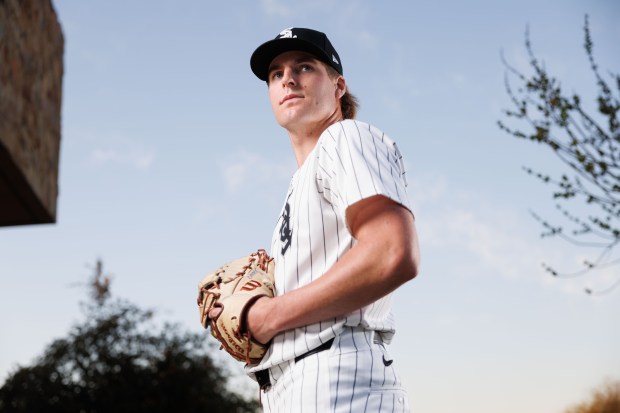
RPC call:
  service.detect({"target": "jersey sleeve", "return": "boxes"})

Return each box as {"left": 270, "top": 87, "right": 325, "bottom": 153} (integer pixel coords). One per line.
{"left": 316, "top": 120, "right": 411, "bottom": 223}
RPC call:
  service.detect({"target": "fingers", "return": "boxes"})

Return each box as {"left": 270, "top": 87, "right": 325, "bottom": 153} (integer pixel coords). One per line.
{"left": 209, "top": 307, "right": 222, "bottom": 319}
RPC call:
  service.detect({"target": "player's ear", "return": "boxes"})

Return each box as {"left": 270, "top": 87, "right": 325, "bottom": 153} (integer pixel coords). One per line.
{"left": 335, "top": 76, "right": 346, "bottom": 99}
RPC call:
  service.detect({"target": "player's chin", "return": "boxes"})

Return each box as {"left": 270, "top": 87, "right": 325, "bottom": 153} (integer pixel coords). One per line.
{"left": 275, "top": 110, "right": 305, "bottom": 129}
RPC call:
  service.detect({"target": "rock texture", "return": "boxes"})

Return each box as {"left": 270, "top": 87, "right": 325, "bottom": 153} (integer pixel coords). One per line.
{"left": 0, "top": 0, "right": 63, "bottom": 226}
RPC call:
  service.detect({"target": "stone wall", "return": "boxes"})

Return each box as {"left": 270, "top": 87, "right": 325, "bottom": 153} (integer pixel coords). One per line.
{"left": 0, "top": 0, "right": 63, "bottom": 226}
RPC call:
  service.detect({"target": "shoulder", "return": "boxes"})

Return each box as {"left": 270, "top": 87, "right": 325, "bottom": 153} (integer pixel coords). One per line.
{"left": 319, "top": 120, "right": 398, "bottom": 154}
{"left": 320, "top": 119, "right": 389, "bottom": 146}
{"left": 323, "top": 119, "right": 373, "bottom": 137}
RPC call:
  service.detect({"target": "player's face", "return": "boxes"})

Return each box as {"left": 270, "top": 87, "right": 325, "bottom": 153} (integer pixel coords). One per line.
{"left": 267, "top": 51, "right": 345, "bottom": 134}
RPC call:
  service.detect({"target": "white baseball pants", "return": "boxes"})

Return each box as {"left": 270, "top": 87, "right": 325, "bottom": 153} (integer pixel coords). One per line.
{"left": 260, "top": 327, "right": 411, "bottom": 413}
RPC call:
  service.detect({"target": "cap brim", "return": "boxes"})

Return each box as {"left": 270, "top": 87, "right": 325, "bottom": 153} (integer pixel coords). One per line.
{"left": 250, "top": 38, "right": 333, "bottom": 81}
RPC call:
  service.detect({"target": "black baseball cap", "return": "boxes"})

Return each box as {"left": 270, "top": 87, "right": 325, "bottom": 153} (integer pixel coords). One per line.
{"left": 250, "top": 27, "right": 343, "bottom": 81}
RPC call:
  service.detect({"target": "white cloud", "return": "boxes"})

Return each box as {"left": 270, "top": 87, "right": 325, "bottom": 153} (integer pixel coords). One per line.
{"left": 420, "top": 204, "right": 537, "bottom": 279}
{"left": 358, "top": 30, "right": 379, "bottom": 50}
{"left": 259, "top": 0, "right": 362, "bottom": 22}
{"left": 259, "top": 0, "right": 293, "bottom": 18}
{"left": 90, "top": 144, "right": 155, "bottom": 171}
{"left": 410, "top": 172, "right": 615, "bottom": 294}
{"left": 451, "top": 72, "right": 467, "bottom": 88}
{"left": 219, "top": 151, "right": 295, "bottom": 194}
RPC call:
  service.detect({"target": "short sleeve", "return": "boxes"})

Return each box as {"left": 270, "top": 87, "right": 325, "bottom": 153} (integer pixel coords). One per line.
{"left": 316, "top": 120, "right": 411, "bottom": 218}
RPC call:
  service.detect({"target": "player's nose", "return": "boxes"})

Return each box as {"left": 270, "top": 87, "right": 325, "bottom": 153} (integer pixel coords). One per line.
{"left": 281, "top": 67, "right": 296, "bottom": 87}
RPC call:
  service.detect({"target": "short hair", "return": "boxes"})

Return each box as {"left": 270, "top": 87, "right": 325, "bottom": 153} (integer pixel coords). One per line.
{"left": 325, "top": 65, "right": 359, "bottom": 120}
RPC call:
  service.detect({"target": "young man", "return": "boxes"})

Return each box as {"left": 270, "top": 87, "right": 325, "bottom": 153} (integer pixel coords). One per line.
{"left": 246, "top": 28, "right": 420, "bottom": 412}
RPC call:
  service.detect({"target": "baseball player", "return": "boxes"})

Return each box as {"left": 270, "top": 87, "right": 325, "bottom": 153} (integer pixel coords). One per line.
{"left": 243, "top": 28, "right": 420, "bottom": 412}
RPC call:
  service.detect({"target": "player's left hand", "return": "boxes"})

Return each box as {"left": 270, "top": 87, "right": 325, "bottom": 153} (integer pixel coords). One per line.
{"left": 208, "top": 295, "right": 275, "bottom": 344}
{"left": 197, "top": 250, "right": 276, "bottom": 365}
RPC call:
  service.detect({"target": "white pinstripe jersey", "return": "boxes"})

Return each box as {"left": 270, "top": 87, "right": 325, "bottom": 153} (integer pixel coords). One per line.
{"left": 248, "top": 119, "right": 412, "bottom": 374}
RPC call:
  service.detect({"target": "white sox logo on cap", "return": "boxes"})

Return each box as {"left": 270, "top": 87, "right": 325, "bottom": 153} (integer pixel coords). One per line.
{"left": 250, "top": 27, "right": 343, "bottom": 81}
{"left": 278, "top": 28, "right": 297, "bottom": 39}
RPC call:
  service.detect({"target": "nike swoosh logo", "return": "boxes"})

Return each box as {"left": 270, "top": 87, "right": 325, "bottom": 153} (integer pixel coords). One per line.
{"left": 382, "top": 355, "right": 393, "bottom": 366}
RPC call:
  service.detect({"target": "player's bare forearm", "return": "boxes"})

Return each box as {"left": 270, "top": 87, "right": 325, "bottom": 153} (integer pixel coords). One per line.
{"left": 248, "top": 195, "right": 420, "bottom": 344}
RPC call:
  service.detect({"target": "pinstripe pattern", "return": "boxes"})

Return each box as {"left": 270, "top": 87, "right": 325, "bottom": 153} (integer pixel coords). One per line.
{"left": 260, "top": 328, "right": 410, "bottom": 412}
{"left": 247, "top": 120, "right": 412, "bottom": 411}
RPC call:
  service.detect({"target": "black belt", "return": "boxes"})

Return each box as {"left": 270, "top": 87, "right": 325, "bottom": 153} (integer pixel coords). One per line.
{"left": 256, "top": 338, "right": 335, "bottom": 392}
{"left": 294, "top": 338, "right": 334, "bottom": 363}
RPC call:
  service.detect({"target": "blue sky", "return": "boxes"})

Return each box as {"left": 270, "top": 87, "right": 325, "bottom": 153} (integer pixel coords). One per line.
{"left": 1, "top": 1, "right": 619, "bottom": 412}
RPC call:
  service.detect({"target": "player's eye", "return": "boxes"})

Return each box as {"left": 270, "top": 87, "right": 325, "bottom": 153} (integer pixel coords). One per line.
{"left": 300, "top": 64, "right": 313, "bottom": 72}
{"left": 270, "top": 71, "right": 283, "bottom": 80}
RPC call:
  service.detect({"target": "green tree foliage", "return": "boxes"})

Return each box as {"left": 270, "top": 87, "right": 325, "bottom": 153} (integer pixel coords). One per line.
{"left": 564, "top": 379, "right": 620, "bottom": 413}
{"left": 498, "top": 16, "right": 620, "bottom": 293}
{"left": 0, "top": 261, "right": 259, "bottom": 413}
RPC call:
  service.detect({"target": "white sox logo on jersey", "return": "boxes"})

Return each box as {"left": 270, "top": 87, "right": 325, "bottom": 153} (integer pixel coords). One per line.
{"left": 279, "top": 193, "right": 293, "bottom": 255}
{"left": 278, "top": 28, "right": 297, "bottom": 39}
{"left": 279, "top": 202, "right": 292, "bottom": 255}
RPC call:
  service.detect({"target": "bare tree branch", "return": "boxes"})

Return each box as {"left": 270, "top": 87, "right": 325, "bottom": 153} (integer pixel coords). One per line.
{"left": 500, "top": 15, "right": 620, "bottom": 293}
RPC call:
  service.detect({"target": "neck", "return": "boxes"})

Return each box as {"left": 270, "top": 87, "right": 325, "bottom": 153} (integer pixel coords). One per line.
{"left": 287, "top": 111, "right": 343, "bottom": 167}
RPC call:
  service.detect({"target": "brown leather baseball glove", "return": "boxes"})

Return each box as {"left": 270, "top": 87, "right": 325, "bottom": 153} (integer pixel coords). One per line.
{"left": 197, "top": 249, "right": 275, "bottom": 365}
